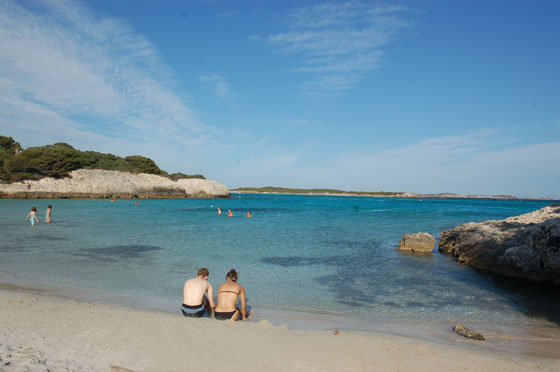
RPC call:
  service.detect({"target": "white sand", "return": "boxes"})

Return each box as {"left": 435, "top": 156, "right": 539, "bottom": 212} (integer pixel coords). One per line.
{"left": 0, "top": 289, "right": 558, "bottom": 372}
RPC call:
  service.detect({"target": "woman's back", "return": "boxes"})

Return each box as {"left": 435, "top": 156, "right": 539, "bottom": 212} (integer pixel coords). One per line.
{"left": 214, "top": 269, "right": 251, "bottom": 321}
{"left": 215, "top": 281, "right": 242, "bottom": 312}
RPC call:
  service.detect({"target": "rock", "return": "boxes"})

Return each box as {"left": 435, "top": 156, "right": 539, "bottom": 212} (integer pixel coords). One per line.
{"left": 176, "top": 178, "right": 229, "bottom": 198}
{"left": 439, "top": 204, "right": 560, "bottom": 285}
{"left": 398, "top": 232, "right": 436, "bottom": 253}
{"left": 0, "top": 169, "right": 230, "bottom": 199}
{"left": 453, "top": 325, "right": 485, "bottom": 341}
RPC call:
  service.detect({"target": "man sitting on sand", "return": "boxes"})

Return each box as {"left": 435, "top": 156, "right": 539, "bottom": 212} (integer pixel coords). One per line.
{"left": 181, "top": 268, "right": 215, "bottom": 318}
{"left": 214, "top": 269, "right": 253, "bottom": 321}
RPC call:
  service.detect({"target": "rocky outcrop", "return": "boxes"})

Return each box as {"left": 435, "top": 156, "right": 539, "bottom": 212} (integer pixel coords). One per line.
{"left": 0, "top": 169, "right": 230, "bottom": 199}
{"left": 439, "top": 204, "right": 560, "bottom": 285}
{"left": 398, "top": 232, "right": 435, "bottom": 253}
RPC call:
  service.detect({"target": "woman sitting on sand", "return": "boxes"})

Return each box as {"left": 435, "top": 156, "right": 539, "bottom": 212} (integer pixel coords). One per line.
{"left": 214, "top": 269, "right": 252, "bottom": 321}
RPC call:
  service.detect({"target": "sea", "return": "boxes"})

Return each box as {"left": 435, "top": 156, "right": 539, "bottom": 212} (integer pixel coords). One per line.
{"left": 1, "top": 194, "right": 559, "bottom": 353}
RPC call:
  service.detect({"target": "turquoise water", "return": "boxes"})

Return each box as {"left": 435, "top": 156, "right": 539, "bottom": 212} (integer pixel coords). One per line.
{"left": 1, "top": 194, "right": 559, "bottom": 330}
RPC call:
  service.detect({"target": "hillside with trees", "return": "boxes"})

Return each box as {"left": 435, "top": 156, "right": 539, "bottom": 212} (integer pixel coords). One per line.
{"left": 0, "top": 136, "right": 204, "bottom": 183}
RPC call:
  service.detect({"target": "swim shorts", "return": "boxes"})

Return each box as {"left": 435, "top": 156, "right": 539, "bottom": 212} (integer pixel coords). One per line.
{"left": 181, "top": 303, "right": 205, "bottom": 318}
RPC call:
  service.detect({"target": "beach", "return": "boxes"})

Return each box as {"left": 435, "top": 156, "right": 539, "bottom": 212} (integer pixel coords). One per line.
{"left": 2, "top": 196, "right": 560, "bottom": 371}
{"left": 2, "top": 0, "right": 559, "bottom": 369}
{"left": 2, "top": 288, "right": 559, "bottom": 372}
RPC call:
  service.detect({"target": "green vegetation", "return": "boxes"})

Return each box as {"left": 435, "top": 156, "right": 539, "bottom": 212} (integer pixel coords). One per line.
{"left": 168, "top": 172, "right": 205, "bottom": 181}
{"left": 232, "top": 186, "right": 403, "bottom": 197}
{"left": 0, "top": 136, "right": 22, "bottom": 173}
{"left": 0, "top": 135, "right": 204, "bottom": 183}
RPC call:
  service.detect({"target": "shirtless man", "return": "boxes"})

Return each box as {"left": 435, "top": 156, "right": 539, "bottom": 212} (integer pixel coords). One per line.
{"left": 214, "top": 269, "right": 252, "bottom": 321}
{"left": 181, "top": 268, "right": 215, "bottom": 318}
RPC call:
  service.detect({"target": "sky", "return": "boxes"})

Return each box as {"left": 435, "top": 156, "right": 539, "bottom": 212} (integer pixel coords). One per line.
{"left": 1, "top": 0, "right": 559, "bottom": 198}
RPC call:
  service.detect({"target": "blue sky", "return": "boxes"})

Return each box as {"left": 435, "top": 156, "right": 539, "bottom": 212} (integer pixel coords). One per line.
{"left": 1, "top": 0, "right": 559, "bottom": 197}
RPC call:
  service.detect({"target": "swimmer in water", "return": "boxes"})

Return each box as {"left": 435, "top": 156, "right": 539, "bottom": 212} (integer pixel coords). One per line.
{"left": 45, "top": 204, "right": 52, "bottom": 223}
{"left": 26, "top": 207, "right": 39, "bottom": 225}
{"left": 227, "top": 209, "right": 233, "bottom": 217}
{"left": 217, "top": 207, "right": 222, "bottom": 215}
{"left": 246, "top": 211, "right": 252, "bottom": 218}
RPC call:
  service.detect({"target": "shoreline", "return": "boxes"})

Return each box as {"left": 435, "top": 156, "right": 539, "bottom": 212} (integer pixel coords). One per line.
{"left": 1, "top": 287, "right": 559, "bottom": 372}
{"left": 231, "top": 190, "right": 559, "bottom": 202}
{"left": 2, "top": 277, "right": 559, "bottom": 360}
{"left": 0, "top": 191, "right": 229, "bottom": 199}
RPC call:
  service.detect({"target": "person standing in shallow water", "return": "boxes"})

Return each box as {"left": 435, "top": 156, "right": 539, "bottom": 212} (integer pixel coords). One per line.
{"left": 214, "top": 269, "right": 253, "bottom": 321}
{"left": 45, "top": 205, "right": 52, "bottom": 223}
{"left": 181, "top": 268, "right": 216, "bottom": 318}
{"left": 227, "top": 209, "right": 233, "bottom": 217}
{"left": 26, "top": 207, "right": 39, "bottom": 225}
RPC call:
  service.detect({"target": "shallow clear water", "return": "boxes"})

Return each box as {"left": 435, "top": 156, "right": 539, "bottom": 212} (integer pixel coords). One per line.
{"left": 1, "top": 195, "right": 559, "bottom": 330}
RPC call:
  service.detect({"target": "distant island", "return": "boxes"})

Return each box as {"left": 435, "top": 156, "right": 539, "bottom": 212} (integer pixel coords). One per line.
{"left": 0, "top": 136, "right": 229, "bottom": 199}
{"left": 233, "top": 187, "right": 403, "bottom": 197}
{"left": 232, "top": 187, "right": 557, "bottom": 201}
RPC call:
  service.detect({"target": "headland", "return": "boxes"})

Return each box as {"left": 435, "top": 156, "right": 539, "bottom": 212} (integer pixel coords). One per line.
{"left": 0, "top": 169, "right": 230, "bottom": 199}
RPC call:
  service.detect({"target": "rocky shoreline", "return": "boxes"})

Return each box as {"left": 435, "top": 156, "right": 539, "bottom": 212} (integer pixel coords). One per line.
{"left": 0, "top": 169, "right": 230, "bottom": 199}
{"left": 439, "top": 203, "right": 560, "bottom": 286}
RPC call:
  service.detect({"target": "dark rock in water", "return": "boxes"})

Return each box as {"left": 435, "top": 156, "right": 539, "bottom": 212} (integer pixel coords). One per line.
{"left": 453, "top": 325, "right": 485, "bottom": 341}
{"left": 398, "top": 232, "right": 435, "bottom": 253}
{"left": 439, "top": 204, "right": 560, "bottom": 286}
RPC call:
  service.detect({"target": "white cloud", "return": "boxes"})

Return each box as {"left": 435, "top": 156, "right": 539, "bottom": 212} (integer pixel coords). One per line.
{"left": 216, "top": 11, "right": 240, "bottom": 20}
{"left": 198, "top": 74, "right": 234, "bottom": 101}
{"left": 266, "top": 2, "right": 412, "bottom": 93}
{"left": 219, "top": 128, "right": 560, "bottom": 198}
{"left": 328, "top": 131, "right": 560, "bottom": 197}
{"left": 279, "top": 118, "right": 323, "bottom": 129}
{"left": 0, "top": 0, "right": 212, "bottom": 159}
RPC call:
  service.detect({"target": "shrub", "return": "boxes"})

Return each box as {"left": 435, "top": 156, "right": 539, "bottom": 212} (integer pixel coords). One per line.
{"left": 125, "top": 156, "right": 166, "bottom": 175}
{"left": 168, "top": 172, "right": 206, "bottom": 180}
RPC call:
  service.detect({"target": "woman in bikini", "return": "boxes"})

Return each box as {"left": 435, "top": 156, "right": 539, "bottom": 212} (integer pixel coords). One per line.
{"left": 214, "top": 269, "right": 252, "bottom": 321}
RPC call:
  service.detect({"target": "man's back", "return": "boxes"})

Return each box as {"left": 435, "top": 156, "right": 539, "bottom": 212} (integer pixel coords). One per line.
{"left": 183, "top": 277, "right": 210, "bottom": 306}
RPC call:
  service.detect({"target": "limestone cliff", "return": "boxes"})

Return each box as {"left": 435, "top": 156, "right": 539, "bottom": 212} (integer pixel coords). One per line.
{"left": 439, "top": 204, "right": 560, "bottom": 285}
{"left": 0, "top": 169, "right": 230, "bottom": 199}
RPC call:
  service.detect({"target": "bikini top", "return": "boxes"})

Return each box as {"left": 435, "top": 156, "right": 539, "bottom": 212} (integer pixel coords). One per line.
{"left": 218, "top": 290, "right": 239, "bottom": 295}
